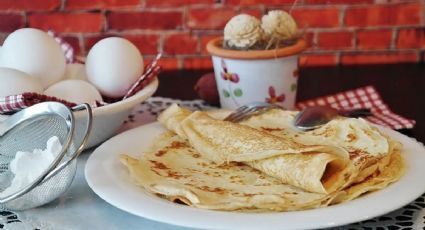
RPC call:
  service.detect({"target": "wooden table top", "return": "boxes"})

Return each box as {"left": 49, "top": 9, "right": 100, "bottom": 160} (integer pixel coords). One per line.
{"left": 154, "top": 64, "right": 425, "bottom": 143}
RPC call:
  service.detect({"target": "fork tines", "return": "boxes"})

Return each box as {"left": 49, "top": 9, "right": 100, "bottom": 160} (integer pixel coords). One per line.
{"left": 224, "top": 102, "right": 282, "bottom": 123}
{"left": 224, "top": 106, "right": 256, "bottom": 122}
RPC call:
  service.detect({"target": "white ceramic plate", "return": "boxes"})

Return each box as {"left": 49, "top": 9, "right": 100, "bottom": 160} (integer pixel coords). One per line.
{"left": 85, "top": 122, "right": 425, "bottom": 230}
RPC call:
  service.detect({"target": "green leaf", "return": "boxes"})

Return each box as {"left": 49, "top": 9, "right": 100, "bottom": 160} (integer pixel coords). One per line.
{"left": 291, "top": 83, "right": 297, "bottom": 92}
{"left": 233, "top": 88, "right": 243, "bottom": 97}
{"left": 223, "top": 89, "right": 230, "bottom": 98}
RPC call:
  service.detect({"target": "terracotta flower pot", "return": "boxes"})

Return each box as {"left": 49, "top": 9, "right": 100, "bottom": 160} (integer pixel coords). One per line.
{"left": 206, "top": 37, "right": 306, "bottom": 109}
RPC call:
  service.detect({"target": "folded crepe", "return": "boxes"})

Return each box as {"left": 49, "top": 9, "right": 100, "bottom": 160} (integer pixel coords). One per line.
{"left": 120, "top": 132, "right": 338, "bottom": 211}
{"left": 332, "top": 148, "right": 405, "bottom": 203}
{"left": 120, "top": 130, "right": 404, "bottom": 211}
{"left": 157, "top": 104, "right": 355, "bottom": 194}
{"left": 237, "top": 109, "right": 398, "bottom": 183}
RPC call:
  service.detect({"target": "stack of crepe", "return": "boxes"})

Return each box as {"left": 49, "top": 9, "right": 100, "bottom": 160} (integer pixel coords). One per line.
{"left": 121, "top": 104, "right": 404, "bottom": 211}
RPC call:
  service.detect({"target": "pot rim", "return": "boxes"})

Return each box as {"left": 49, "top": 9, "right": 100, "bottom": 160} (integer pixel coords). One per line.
{"left": 206, "top": 37, "right": 307, "bottom": 60}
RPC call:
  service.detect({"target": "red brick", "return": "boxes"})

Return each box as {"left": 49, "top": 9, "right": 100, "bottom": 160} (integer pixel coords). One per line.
{"left": 345, "top": 3, "right": 422, "bottom": 27}
{"left": 0, "top": 0, "right": 60, "bottom": 11}
{"left": 292, "top": 8, "right": 340, "bottom": 28}
{"left": 396, "top": 28, "right": 425, "bottom": 49}
{"left": 304, "top": 32, "right": 315, "bottom": 49}
{"left": 108, "top": 11, "right": 183, "bottom": 30}
{"left": 146, "top": 0, "right": 215, "bottom": 7}
{"left": 341, "top": 52, "right": 417, "bottom": 65}
{"left": 318, "top": 31, "right": 353, "bottom": 49}
{"left": 164, "top": 33, "right": 198, "bottom": 55}
{"left": 66, "top": 0, "right": 140, "bottom": 9}
{"left": 299, "top": 54, "right": 338, "bottom": 67}
{"left": 240, "top": 8, "right": 263, "bottom": 18}
{"left": 183, "top": 57, "right": 213, "bottom": 70}
{"left": 226, "top": 0, "right": 296, "bottom": 6}
{"left": 304, "top": 0, "right": 372, "bottom": 4}
{"left": 187, "top": 8, "right": 237, "bottom": 30}
{"left": 149, "top": 57, "right": 180, "bottom": 70}
{"left": 0, "top": 14, "right": 24, "bottom": 32}
{"left": 201, "top": 35, "right": 221, "bottom": 54}
{"left": 124, "top": 35, "right": 159, "bottom": 55}
{"left": 84, "top": 34, "right": 159, "bottom": 55}
{"left": 357, "top": 30, "right": 392, "bottom": 49}
{"left": 29, "top": 13, "right": 104, "bottom": 33}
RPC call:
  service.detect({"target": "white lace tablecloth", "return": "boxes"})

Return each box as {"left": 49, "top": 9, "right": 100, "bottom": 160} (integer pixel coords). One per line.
{"left": 1, "top": 97, "right": 424, "bottom": 230}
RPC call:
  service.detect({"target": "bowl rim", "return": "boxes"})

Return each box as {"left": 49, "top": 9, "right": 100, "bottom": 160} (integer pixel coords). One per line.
{"left": 206, "top": 37, "right": 307, "bottom": 60}
{"left": 90, "top": 78, "right": 159, "bottom": 115}
{"left": 0, "top": 78, "right": 159, "bottom": 120}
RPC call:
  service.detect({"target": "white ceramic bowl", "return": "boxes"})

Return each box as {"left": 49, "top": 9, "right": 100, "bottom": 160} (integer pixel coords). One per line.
{"left": 75, "top": 78, "right": 158, "bottom": 149}
{"left": 0, "top": 78, "right": 158, "bottom": 150}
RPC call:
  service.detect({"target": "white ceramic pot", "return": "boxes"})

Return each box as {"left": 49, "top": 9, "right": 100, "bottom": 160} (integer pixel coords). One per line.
{"left": 207, "top": 38, "right": 306, "bottom": 109}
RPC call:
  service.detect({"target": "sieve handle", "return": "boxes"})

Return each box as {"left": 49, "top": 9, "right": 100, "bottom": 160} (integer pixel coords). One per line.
{"left": 70, "top": 103, "right": 93, "bottom": 158}
{"left": 43, "top": 103, "right": 93, "bottom": 181}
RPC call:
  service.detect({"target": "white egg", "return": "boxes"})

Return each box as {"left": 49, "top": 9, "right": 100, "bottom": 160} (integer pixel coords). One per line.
{"left": 0, "top": 67, "right": 43, "bottom": 97}
{"left": 86, "top": 37, "right": 143, "bottom": 98}
{"left": 63, "top": 63, "right": 88, "bottom": 81}
{"left": 0, "top": 28, "right": 66, "bottom": 89}
{"left": 44, "top": 79, "right": 103, "bottom": 105}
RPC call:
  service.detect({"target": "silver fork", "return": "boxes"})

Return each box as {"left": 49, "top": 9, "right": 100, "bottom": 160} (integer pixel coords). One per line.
{"left": 224, "top": 102, "right": 372, "bottom": 128}
{"left": 224, "top": 102, "right": 282, "bottom": 123}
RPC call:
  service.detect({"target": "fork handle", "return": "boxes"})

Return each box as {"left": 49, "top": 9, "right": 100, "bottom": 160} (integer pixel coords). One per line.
{"left": 338, "top": 108, "right": 372, "bottom": 117}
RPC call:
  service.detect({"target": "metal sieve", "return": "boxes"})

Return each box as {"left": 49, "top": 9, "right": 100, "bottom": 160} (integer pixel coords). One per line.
{"left": 0, "top": 102, "right": 92, "bottom": 211}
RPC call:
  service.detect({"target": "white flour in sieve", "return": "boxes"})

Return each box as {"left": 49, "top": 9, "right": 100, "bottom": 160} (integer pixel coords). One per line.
{"left": 0, "top": 136, "right": 62, "bottom": 197}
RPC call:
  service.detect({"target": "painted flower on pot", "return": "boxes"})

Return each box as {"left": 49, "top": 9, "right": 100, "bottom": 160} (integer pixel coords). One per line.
{"left": 220, "top": 59, "right": 239, "bottom": 83}
{"left": 288, "top": 68, "right": 298, "bottom": 92}
{"left": 220, "top": 59, "right": 243, "bottom": 108}
{"left": 292, "top": 69, "right": 299, "bottom": 78}
{"left": 266, "top": 86, "right": 285, "bottom": 104}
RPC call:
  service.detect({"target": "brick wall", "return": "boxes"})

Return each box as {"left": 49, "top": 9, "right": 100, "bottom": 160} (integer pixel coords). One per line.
{"left": 0, "top": 0, "right": 424, "bottom": 70}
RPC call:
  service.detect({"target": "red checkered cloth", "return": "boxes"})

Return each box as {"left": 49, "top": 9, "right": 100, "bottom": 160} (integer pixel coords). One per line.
{"left": 47, "top": 30, "right": 74, "bottom": 64}
{"left": 0, "top": 93, "right": 77, "bottom": 113}
{"left": 123, "top": 53, "right": 162, "bottom": 99}
{"left": 295, "top": 85, "right": 416, "bottom": 130}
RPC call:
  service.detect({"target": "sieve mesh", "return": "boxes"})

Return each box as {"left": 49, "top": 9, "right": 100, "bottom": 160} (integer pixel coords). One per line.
{"left": 1, "top": 159, "right": 77, "bottom": 210}
{"left": 0, "top": 102, "right": 92, "bottom": 211}
{"left": 0, "top": 115, "right": 69, "bottom": 190}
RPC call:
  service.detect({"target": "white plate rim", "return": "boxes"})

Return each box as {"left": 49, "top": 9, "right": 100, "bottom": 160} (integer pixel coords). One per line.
{"left": 85, "top": 122, "right": 425, "bottom": 230}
